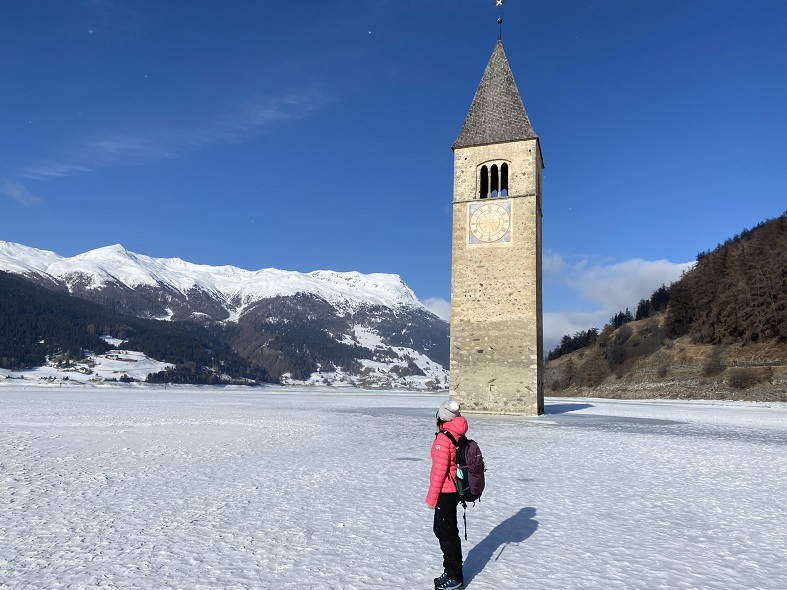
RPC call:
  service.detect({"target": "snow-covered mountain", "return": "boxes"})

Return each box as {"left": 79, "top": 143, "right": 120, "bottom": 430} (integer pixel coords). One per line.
{"left": 0, "top": 241, "right": 449, "bottom": 389}
{"left": 0, "top": 241, "right": 425, "bottom": 319}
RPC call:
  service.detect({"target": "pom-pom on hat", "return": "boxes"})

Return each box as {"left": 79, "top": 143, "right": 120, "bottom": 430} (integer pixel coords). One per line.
{"left": 436, "top": 400, "right": 461, "bottom": 422}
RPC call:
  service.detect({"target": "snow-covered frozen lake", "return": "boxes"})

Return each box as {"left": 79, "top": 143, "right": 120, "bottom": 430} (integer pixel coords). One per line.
{"left": 2, "top": 385, "right": 786, "bottom": 589}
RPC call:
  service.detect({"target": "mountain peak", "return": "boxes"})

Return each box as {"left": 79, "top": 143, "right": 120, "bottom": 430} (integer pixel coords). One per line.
{"left": 0, "top": 241, "right": 428, "bottom": 315}
{"left": 0, "top": 241, "right": 63, "bottom": 275}
{"left": 78, "top": 244, "right": 131, "bottom": 258}
{"left": 0, "top": 240, "right": 448, "bottom": 390}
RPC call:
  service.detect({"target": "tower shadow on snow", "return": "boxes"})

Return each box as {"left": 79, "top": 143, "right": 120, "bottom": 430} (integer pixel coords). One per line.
{"left": 463, "top": 507, "right": 538, "bottom": 587}
{"left": 546, "top": 402, "right": 593, "bottom": 414}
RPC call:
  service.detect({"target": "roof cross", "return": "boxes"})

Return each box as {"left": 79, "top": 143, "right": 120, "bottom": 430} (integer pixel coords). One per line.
{"left": 495, "top": 0, "right": 504, "bottom": 40}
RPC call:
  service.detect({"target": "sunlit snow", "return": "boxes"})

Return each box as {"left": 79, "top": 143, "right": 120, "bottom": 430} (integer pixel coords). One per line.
{"left": 1, "top": 385, "right": 785, "bottom": 589}
{"left": 2, "top": 348, "right": 173, "bottom": 385}
{"left": 0, "top": 241, "right": 429, "bottom": 319}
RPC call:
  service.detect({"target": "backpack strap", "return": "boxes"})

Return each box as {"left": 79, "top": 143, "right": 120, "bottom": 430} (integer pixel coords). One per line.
{"left": 440, "top": 430, "right": 467, "bottom": 541}
{"left": 438, "top": 430, "right": 459, "bottom": 484}
{"left": 439, "top": 430, "right": 469, "bottom": 539}
{"left": 439, "top": 429, "right": 458, "bottom": 446}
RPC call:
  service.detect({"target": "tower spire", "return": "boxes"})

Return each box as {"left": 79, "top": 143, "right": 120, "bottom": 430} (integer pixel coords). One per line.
{"left": 452, "top": 40, "right": 537, "bottom": 149}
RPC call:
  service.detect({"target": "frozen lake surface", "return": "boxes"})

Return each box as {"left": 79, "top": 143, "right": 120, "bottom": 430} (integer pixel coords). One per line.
{"left": 1, "top": 385, "right": 786, "bottom": 589}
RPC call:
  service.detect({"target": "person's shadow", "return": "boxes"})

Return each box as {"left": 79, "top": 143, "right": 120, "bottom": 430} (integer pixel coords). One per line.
{"left": 463, "top": 507, "right": 538, "bottom": 586}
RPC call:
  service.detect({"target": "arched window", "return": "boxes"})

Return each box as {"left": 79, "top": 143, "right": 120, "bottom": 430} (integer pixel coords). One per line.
{"left": 478, "top": 161, "right": 510, "bottom": 199}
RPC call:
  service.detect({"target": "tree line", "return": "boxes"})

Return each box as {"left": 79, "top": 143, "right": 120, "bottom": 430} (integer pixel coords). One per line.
{"left": 0, "top": 271, "right": 271, "bottom": 383}
{"left": 547, "top": 213, "right": 787, "bottom": 363}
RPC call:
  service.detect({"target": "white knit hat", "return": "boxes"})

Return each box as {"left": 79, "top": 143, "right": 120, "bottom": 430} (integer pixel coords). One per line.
{"left": 436, "top": 399, "right": 461, "bottom": 422}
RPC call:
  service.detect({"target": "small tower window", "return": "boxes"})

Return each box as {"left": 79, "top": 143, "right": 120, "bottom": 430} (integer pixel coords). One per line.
{"left": 479, "top": 166, "right": 489, "bottom": 199}
{"left": 478, "top": 161, "right": 510, "bottom": 199}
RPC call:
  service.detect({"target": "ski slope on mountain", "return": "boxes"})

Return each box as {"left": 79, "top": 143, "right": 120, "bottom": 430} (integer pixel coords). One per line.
{"left": 1, "top": 386, "right": 785, "bottom": 589}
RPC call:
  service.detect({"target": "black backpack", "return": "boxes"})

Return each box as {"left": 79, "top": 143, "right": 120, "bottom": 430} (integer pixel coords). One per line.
{"left": 439, "top": 430, "right": 486, "bottom": 539}
{"left": 439, "top": 430, "right": 486, "bottom": 504}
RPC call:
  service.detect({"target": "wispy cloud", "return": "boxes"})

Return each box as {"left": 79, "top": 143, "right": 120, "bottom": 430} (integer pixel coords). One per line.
{"left": 543, "top": 309, "right": 610, "bottom": 355}
{"left": 23, "top": 163, "right": 94, "bottom": 180}
{"left": 561, "top": 256, "right": 693, "bottom": 313}
{"left": 21, "top": 89, "right": 334, "bottom": 181}
{"left": 82, "top": 0, "right": 140, "bottom": 42}
{"left": 423, "top": 297, "right": 450, "bottom": 321}
{"left": 0, "top": 179, "right": 43, "bottom": 206}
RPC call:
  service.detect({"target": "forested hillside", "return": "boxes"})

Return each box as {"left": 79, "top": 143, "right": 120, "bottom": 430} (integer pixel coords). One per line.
{"left": 546, "top": 213, "right": 787, "bottom": 399}
{"left": 0, "top": 271, "right": 271, "bottom": 384}
{"left": 0, "top": 271, "right": 110, "bottom": 368}
{"left": 665, "top": 214, "right": 787, "bottom": 343}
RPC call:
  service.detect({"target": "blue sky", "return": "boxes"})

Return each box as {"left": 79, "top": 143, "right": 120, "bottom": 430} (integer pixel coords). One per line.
{"left": 2, "top": 1, "right": 786, "bottom": 351}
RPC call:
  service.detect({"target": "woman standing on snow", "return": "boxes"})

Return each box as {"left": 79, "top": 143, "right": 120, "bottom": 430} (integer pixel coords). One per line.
{"left": 426, "top": 400, "right": 467, "bottom": 590}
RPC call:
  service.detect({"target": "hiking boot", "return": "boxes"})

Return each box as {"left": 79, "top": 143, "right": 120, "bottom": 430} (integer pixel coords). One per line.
{"left": 434, "top": 571, "right": 449, "bottom": 586}
{"left": 435, "top": 578, "right": 464, "bottom": 590}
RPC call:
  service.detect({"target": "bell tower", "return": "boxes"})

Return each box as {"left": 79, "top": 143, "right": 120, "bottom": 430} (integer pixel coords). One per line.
{"left": 449, "top": 37, "right": 544, "bottom": 415}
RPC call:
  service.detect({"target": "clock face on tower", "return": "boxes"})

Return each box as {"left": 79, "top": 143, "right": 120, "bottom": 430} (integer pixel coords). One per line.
{"left": 468, "top": 201, "right": 512, "bottom": 245}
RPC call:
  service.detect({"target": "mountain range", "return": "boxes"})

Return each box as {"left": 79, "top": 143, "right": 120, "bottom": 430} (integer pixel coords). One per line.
{"left": 0, "top": 241, "right": 448, "bottom": 389}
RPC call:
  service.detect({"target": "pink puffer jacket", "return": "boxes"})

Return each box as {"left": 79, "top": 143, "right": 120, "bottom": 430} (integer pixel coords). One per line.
{"left": 425, "top": 415, "right": 469, "bottom": 507}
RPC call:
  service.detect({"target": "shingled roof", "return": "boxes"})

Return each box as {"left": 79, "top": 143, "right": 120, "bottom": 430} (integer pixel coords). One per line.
{"left": 453, "top": 40, "right": 537, "bottom": 150}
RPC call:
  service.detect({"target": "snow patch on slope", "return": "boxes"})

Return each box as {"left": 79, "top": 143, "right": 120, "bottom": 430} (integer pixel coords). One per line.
{"left": 287, "top": 326, "right": 448, "bottom": 390}
{"left": 2, "top": 348, "right": 173, "bottom": 384}
{"left": 0, "top": 241, "right": 63, "bottom": 277}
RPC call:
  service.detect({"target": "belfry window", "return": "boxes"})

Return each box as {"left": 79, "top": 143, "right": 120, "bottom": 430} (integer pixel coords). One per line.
{"left": 478, "top": 161, "right": 509, "bottom": 199}
{"left": 479, "top": 166, "right": 489, "bottom": 199}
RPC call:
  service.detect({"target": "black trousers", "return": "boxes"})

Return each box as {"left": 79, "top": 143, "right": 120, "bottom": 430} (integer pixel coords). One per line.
{"left": 433, "top": 492, "right": 463, "bottom": 580}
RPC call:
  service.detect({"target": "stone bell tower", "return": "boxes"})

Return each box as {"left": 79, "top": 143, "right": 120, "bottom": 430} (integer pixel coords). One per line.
{"left": 449, "top": 37, "right": 544, "bottom": 415}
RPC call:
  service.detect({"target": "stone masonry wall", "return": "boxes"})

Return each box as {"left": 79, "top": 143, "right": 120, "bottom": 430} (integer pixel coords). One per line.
{"left": 450, "top": 139, "right": 544, "bottom": 415}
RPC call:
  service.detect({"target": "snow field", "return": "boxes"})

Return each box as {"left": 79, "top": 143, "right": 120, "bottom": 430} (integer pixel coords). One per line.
{"left": 1, "top": 387, "right": 786, "bottom": 589}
